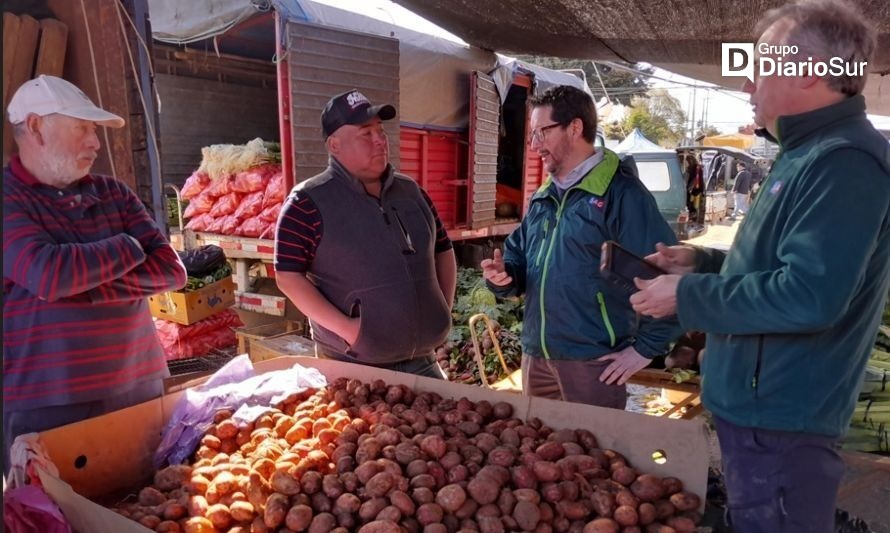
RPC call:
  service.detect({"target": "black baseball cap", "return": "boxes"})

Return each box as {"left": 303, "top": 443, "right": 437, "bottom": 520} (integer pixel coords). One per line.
{"left": 321, "top": 89, "right": 396, "bottom": 139}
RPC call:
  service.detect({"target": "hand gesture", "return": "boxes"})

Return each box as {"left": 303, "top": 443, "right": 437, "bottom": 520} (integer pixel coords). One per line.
{"left": 481, "top": 249, "right": 512, "bottom": 287}
{"left": 644, "top": 242, "right": 697, "bottom": 275}
{"left": 599, "top": 345, "right": 651, "bottom": 385}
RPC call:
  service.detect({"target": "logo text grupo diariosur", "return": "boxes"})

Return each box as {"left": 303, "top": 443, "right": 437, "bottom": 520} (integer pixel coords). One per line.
{"left": 722, "top": 43, "right": 868, "bottom": 82}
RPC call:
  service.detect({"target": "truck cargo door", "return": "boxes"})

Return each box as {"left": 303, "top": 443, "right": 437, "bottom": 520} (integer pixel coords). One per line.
{"left": 467, "top": 71, "right": 500, "bottom": 229}
{"left": 284, "top": 20, "right": 400, "bottom": 184}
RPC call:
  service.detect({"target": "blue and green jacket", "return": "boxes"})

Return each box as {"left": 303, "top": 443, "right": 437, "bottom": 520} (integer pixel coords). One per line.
{"left": 491, "top": 149, "right": 681, "bottom": 360}
{"left": 679, "top": 95, "right": 890, "bottom": 437}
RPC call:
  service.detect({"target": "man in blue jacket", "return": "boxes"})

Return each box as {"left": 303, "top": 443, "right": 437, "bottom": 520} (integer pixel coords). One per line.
{"left": 482, "top": 85, "right": 681, "bottom": 409}
{"left": 631, "top": 1, "right": 889, "bottom": 531}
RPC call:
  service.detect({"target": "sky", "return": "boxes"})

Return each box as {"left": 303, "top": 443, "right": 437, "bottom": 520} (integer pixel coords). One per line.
{"left": 315, "top": 0, "right": 889, "bottom": 135}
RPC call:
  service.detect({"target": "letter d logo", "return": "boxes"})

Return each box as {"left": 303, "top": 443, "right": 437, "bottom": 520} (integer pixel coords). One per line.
{"left": 722, "top": 43, "right": 754, "bottom": 83}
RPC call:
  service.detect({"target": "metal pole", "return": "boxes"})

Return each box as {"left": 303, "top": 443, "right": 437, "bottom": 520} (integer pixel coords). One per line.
{"left": 127, "top": 0, "right": 166, "bottom": 231}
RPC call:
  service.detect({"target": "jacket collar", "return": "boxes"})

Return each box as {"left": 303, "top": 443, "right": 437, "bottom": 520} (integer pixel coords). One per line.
{"left": 533, "top": 148, "right": 620, "bottom": 201}
{"left": 760, "top": 94, "right": 867, "bottom": 149}
{"left": 329, "top": 156, "right": 395, "bottom": 196}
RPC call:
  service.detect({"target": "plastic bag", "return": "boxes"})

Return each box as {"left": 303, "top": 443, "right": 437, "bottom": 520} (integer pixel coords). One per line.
{"left": 180, "top": 171, "right": 210, "bottom": 200}
{"left": 3, "top": 486, "right": 72, "bottom": 533}
{"left": 231, "top": 164, "right": 277, "bottom": 193}
{"left": 205, "top": 216, "right": 225, "bottom": 234}
{"left": 263, "top": 172, "right": 285, "bottom": 208}
{"left": 153, "top": 356, "right": 327, "bottom": 468}
{"left": 234, "top": 190, "right": 264, "bottom": 219}
{"left": 259, "top": 201, "right": 282, "bottom": 222}
{"left": 184, "top": 213, "right": 213, "bottom": 232}
{"left": 178, "top": 245, "right": 226, "bottom": 278}
{"left": 219, "top": 214, "right": 240, "bottom": 235}
{"left": 209, "top": 192, "right": 242, "bottom": 218}
{"left": 237, "top": 216, "right": 267, "bottom": 238}
{"left": 183, "top": 191, "right": 214, "bottom": 218}
{"left": 207, "top": 175, "right": 234, "bottom": 198}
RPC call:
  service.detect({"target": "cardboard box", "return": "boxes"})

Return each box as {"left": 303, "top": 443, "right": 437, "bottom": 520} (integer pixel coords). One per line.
{"left": 37, "top": 356, "right": 710, "bottom": 532}
{"left": 249, "top": 333, "right": 316, "bottom": 362}
{"left": 148, "top": 277, "right": 235, "bottom": 325}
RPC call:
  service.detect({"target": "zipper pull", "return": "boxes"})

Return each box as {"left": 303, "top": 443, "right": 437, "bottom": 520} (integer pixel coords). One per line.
{"left": 751, "top": 376, "right": 758, "bottom": 389}
{"left": 379, "top": 205, "right": 390, "bottom": 225}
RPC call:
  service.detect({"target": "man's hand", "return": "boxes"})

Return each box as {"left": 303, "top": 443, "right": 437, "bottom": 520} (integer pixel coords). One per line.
{"left": 644, "top": 242, "right": 697, "bottom": 275}
{"left": 630, "top": 275, "right": 681, "bottom": 318}
{"left": 481, "top": 248, "right": 512, "bottom": 287}
{"left": 599, "top": 345, "right": 651, "bottom": 385}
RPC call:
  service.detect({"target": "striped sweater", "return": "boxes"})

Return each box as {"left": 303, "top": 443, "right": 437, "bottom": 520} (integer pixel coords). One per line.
{"left": 3, "top": 156, "right": 187, "bottom": 412}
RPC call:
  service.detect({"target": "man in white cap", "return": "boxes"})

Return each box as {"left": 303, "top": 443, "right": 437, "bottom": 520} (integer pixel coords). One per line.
{"left": 3, "top": 75, "right": 186, "bottom": 471}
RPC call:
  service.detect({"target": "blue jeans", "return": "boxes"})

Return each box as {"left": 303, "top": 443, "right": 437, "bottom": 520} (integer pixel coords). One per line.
{"left": 714, "top": 416, "right": 844, "bottom": 533}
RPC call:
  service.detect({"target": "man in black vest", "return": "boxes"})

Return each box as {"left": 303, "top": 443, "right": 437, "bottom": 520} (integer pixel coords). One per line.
{"left": 274, "top": 89, "right": 456, "bottom": 378}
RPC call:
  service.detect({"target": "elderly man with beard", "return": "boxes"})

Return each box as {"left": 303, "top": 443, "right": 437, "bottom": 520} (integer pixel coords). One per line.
{"left": 274, "top": 89, "right": 456, "bottom": 378}
{"left": 3, "top": 75, "right": 186, "bottom": 471}
{"left": 481, "top": 85, "right": 681, "bottom": 408}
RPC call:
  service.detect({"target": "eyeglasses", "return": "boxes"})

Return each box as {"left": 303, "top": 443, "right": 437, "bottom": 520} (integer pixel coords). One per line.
{"left": 527, "top": 122, "right": 562, "bottom": 145}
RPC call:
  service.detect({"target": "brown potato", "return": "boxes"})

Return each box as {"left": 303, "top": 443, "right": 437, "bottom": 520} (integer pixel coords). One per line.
{"left": 533, "top": 461, "right": 561, "bottom": 483}
{"left": 668, "top": 491, "right": 700, "bottom": 512}
{"left": 263, "top": 493, "right": 289, "bottom": 529}
{"left": 637, "top": 503, "right": 657, "bottom": 526}
{"left": 138, "top": 487, "right": 167, "bottom": 507}
{"left": 230, "top": 500, "right": 255, "bottom": 522}
{"left": 205, "top": 503, "right": 232, "bottom": 530}
{"left": 630, "top": 475, "right": 665, "bottom": 502}
{"left": 665, "top": 516, "right": 696, "bottom": 533}
{"left": 661, "top": 477, "right": 684, "bottom": 496}
{"left": 182, "top": 517, "right": 216, "bottom": 533}
{"left": 613, "top": 505, "right": 639, "bottom": 526}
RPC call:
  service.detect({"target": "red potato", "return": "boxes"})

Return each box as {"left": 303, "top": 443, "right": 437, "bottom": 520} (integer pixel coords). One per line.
{"left": 613, "top": 505, "right": 639, "bottom": 526}
{"left": 416, "top": 503, "right": 445, "bottom": 525}
{"left": 582, "top": 518, "right": 620, "bottom": 533}
{"left": 637, "top": 503, "right": 657, "bottom": 526}
{"left": 435, "top": 483, "right": 467, "bottom": 513}
{"left": 665, "top": 516, "right": 696, "bottom": 533}
{"left": 513, "top": 500, "right": 541, "bottom": 531}
{"left": 359, "top": 520, "right": 402, "bottom": 533}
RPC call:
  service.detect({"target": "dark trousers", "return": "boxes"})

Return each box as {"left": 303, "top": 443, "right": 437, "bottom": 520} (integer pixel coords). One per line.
{"left": 714, "top": 416, "right": 845, "bottom": 533}
{"left": 3, "top": 378, "right": 163, "bottom": 475}
{"left": 521, "top": 354, "right": 627, "bottom": 409}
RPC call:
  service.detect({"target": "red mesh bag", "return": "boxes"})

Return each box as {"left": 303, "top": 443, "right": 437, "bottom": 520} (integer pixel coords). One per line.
{"left": 180, "top": 171, "right": 210, "bottom": 200}
{"left": 184, "top": 213, "right": 213, "bottom": 232}
{"left": 234, "top": 190, "right": 264, "bottom": 219}
{"left": 232, "top": 164, "right": 277, "bottom": 193}
{"left": 262, "top": 172, "right": 285, "bottom": 208}
{"left": 209, "top": 192, "right": 242, "bottom": 218}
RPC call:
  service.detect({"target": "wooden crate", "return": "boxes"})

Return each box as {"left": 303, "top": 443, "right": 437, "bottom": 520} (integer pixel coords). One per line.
{"left": 249, "top": 334, "right": 316, "bottom": 363}
{"left": 234, "top": 321, "right": 302, "bottom": 355}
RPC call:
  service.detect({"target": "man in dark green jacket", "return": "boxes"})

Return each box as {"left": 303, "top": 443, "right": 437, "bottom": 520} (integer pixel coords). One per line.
{"left": 631, "top": 2, "right": 890, "bottom": 531}
{"left": 482, "top": 85, "right": 681, "bottom": 409}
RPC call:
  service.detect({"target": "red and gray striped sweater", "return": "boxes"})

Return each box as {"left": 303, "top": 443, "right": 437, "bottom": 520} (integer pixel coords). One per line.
{"left": 3, "top": 156, "right": 186, "bottom": 412}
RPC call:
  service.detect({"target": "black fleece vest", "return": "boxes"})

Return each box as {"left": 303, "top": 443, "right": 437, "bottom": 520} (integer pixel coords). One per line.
{"left": 298, "top": 158, "right": 451, "bottom": 364}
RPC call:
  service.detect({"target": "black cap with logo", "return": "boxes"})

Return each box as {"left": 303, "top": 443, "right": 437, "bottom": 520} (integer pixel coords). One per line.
{"left": 321, "top": 89, "right": 396, "bottom": 139}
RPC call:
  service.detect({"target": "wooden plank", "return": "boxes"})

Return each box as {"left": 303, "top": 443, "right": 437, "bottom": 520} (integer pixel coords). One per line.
{"left": 3, "top": 14, "right": 40, "bottom": 165}
{"left": 35, "top": 18, "right": 68, "bottom": 77}
{"left": 3, "top": 13, "right": 22, "bottom": 102}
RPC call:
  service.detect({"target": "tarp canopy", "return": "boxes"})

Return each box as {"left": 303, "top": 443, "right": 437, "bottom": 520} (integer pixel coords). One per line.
{"left": 148, "top": 0, "right": 595, "bottom": 130}
{"left": 390, "top": 0, "right": 890, "bottom": 116}
{"left": 615, "top": 128, "right": 673, "bottom": 153}
{"left": 702, "top": 133, "right": 755, "bottom": 150}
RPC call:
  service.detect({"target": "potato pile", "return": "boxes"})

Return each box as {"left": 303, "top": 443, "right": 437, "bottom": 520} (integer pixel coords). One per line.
{"left": 113, "top": 378, "right": 701, "bottom": 533}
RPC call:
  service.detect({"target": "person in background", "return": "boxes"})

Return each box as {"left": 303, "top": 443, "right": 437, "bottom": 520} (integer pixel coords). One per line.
{"left": 630, "top": 1, "right": 889, "bottom": 530}
{"left": 731, "top": 161, "right": 752, "bottom": 217}
{"left": 481, "top": 85, "right": 682, "bottom": 409}
{"left": 274, "top": 89, "right": 456, "bottom": 379}
{"left": 3, "top": 75, "right": 187, "bottom": 471}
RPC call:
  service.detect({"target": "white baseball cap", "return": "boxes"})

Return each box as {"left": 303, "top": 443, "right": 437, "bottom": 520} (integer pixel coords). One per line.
{"left": 7, "top": 75, "right": 125, "bottom": 128}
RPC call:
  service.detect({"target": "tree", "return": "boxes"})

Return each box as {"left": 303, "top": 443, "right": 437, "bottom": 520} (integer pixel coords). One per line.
{"left": 695, "top": 123, "right": 721, "bottom": 139}
{"left": 621, "top": 90, "right": 687, "bottom": 147}
{"left": 515, "top": 56, "right": 652, "bottom": 105}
